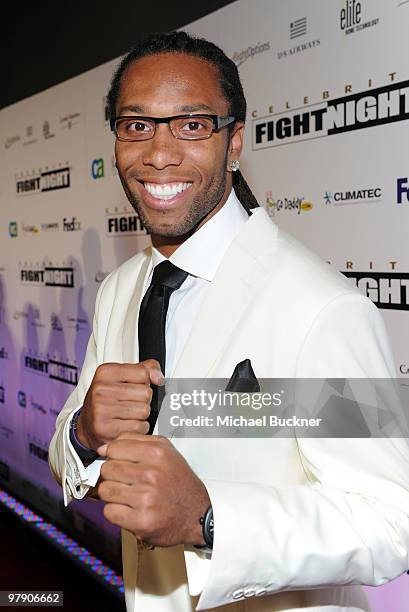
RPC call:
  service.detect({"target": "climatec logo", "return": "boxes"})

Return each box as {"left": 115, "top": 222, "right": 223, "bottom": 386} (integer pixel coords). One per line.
{"left": 106, "top": 207, "right": 147, "bottom": 237}
{"left": 20, "top": 262, "right": 75, "bottom": 287}
{"left": 253, "top": 79, "right": 409, "bottom": 149}
{"left": 15, "top": 164, "right": 71, "bottom": 195}
{"left": 324, "top": 187, "right": 382, "bottom": 205}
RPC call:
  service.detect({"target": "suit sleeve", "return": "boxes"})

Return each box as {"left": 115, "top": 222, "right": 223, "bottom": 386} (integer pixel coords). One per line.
{"left": 193, "top": 293, "right": 409, "bottom": 610}
{"left": 48, "top": 275, "right": 111, "bottom": 506}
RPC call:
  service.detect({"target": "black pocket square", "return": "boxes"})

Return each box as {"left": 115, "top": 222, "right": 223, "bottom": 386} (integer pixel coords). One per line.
{"left": 225, "top": 358, "right": 260, "bottom": 392}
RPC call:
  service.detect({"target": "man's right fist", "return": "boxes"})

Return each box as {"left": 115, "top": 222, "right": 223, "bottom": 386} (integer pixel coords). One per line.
{"left": 75, "top": 360, "right": 164, "bottom": 451}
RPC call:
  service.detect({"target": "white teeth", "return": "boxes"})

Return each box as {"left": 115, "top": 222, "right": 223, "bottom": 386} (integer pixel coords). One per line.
{"left": 143, "top": 182, "right": 192, "bottom": 199}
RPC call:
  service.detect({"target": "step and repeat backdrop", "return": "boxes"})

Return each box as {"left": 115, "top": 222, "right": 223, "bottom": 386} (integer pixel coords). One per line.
{"left": 0, "top": 0, "right": 408, "bottom": 604}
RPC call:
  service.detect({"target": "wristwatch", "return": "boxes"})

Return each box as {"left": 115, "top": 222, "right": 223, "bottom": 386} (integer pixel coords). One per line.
{"left": 194, "top": 505, "right": 214, "bottom": 550}
{"left": 69, "top": 409, "right": 99, "bottom": 462}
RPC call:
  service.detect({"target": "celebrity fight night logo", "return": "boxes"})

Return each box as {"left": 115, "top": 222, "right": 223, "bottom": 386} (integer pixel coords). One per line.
{"left": 23, "top": 350, "right": 78, "bottom": 386}
{"left": 15, "top": 163, "right": 70, "bottom": 196}
{"left": 253, "top": 75, "right": 409, "bottom": 149}
{"left": 106, "top": 207, "right": 147, "bottom": 236}
{"left": 19, "top": 261, "right": 75, "bottom": 288}
{"left": 342, "top": 261, "right": 409, "bottom": 311}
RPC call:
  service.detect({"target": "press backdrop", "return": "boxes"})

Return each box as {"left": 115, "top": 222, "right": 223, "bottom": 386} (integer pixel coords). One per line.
{"left": 0, "top": 0, "right": 407, "bottom": 606}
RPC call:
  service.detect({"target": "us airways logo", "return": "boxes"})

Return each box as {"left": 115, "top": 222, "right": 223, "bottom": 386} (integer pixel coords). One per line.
{"left": 106, "top": 206, "right": 147, "bottom": 236}
{"left": 23, "top": 350, "right": 78, "bottom": 385}
{"left": 15, "top": 164, "right": 70, "bottom": 195}
{"left": 253, "top": 79, "right": 409, "bottom": 149}
{"left": 19, "top": 261, "right": 75, "bottom": 287}
{"left": 341, "top": 261, "right": 408, "bottom": 310}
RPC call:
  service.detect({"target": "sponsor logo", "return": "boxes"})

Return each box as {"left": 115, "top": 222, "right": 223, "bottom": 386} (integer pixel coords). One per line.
{"left": 18, "top": 391, "right": 26, "bottom": 407}
{"left": 106, "top": 207, "right": 147, "bottom": 236}
{"left": 23, "top": 125, "right": 38, "bottom": 146}
{"left": 340, "top": 1, "right": 379, "bottom": 35}
{"left": 30, "top": 397, "right": 47, "bottom": 415}
{"left": 13, "top": 307, "right": 40, "bottom": 321}
{"left": 0, "top": 348, "right": 8, "bottom": 360}
{"left": 4, "top": 135, "right": 20, "bottom": 149}
{"left": 253, "top": 77, "right": 409, "bottom": 149}
{"left": 0, "top": 386, "right": 4, "bottom": 404}
{"left": 41, "top": 221, "right": 59, "bottom": 232}
{"left": 231, "top": 42, "right": 271, "bottom": 67}
{"left": 399, "top": 363, "right": 409, "bottom": 374}
{"left": 50, "top": 313, "right": 63, "bottom": 331}
{"left": 91, "top": 158, "right": 105, "bottom": 179}
{"left": 266, "top": 192, "right": 313, "bottom": 217}
{"left": 22, "top": 222, "right": 40, "bottom": 235}
{"left": 324, "top": 187, "right": 382, "bottom": 205}
{"left": 66, "top": 316, "right": 88, "bottom": 332}
{"left": 28, "top": 441, "right": 48, "bottom": 462}
{"left": 42, "top": 120, "right": 55, "bottom": 140}
{"left": 8, "top": 222, "right": 18, "bottom": 238}
{"left": 59, "top": 112, "right": 81, "bottom": 130}
{"left": 63, "top": 216, "right": 82, "bottom": 231}
{"left": 278, "top": 16, "right": 320, "bottom": 60}
{"left": 290, "top": 17, "right": 307, "bottom": 39}
{"left": 23, "top": 350, "right": 78, "bottom": 385}
{"left": 397, "top": 177, "right": 409, "bottom": 203}
{"left": 20, "top": 263, "right": 75, "bottom": 287}
{"left": 15, "top": 164, "right": 70, "bottom": 195}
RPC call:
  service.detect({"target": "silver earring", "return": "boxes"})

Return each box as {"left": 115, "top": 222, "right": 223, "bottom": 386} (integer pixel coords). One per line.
{"left": 230, "top": 159, "right": 240, "bottom": 172}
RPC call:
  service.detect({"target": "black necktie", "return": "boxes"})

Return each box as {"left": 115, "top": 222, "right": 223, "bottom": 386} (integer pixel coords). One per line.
{"left": 138, "top": 260, "right": 189, "bottom": 434}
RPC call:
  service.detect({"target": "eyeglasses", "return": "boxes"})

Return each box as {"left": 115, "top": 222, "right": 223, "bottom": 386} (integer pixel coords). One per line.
{"left": 110, "top": 114, "right": 236, "bottom": 141}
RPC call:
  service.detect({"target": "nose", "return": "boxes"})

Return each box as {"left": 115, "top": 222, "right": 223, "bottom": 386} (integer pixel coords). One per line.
{"left": 142, "top": 123, "right": 183, "bottom": 170}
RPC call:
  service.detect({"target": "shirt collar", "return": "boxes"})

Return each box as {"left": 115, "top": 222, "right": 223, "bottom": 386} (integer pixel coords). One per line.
{"left": 151, "top": 188, "right": 249, "bottom": 281}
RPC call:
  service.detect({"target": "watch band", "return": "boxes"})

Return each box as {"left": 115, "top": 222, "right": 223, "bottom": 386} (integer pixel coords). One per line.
{"left": 69, "top": 409, "right": 99, "bottom": 462}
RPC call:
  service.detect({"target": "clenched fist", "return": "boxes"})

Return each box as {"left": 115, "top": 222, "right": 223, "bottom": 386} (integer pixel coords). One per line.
{"left": 75, "top": 359, "right": 164, "bottom": 451}
{"left": 97, "top": 432, "right": 211, "bottom": 547}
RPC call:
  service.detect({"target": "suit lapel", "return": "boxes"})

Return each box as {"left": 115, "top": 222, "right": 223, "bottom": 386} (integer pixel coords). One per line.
{"left": 172, "top": 208, "right": 278, "bottom": 378}
{"left": 122, "top": 252, "right": 152, "bottom": 363}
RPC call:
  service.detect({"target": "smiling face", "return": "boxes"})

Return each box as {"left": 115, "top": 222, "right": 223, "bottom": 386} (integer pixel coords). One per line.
{"left": 114, "top": 52, "right": 244, "bottom": 253}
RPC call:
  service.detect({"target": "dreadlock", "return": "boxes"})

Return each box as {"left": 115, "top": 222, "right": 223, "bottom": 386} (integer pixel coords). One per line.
{"left": 107, "top": 30, "right": 259, "bottom": 213}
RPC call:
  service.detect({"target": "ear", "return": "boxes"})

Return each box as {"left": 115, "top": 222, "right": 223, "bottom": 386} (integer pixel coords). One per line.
{"left": 227, "top": 122, "right": 245, "bottom": 170}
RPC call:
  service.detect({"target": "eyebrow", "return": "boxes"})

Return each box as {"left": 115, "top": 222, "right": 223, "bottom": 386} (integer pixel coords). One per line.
{"left": 118, "top": 103, "right": 217, "bottom": 115}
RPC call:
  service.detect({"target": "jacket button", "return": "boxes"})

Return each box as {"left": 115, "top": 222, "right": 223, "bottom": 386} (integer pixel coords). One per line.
{"left": 232, "top": 589, "right": 244, "bottom": 599}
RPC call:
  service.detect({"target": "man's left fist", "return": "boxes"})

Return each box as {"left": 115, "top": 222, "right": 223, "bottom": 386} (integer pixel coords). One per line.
{"left": 97, "top": 432, "right": 210, "bottom": 547}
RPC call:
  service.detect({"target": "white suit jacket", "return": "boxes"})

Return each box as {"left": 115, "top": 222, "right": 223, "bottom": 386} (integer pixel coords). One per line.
{"left": 49, "top": 207, "right": 409, "bottom": 612}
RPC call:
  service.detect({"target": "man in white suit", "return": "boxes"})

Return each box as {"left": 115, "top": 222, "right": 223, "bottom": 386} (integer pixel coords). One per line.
{"left": 49, "top": 31, "right": 409, "bottom": 612}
